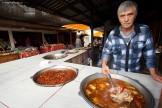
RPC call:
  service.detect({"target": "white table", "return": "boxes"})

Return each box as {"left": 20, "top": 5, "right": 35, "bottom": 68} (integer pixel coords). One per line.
{"left": 0, "top": 49, "right": 161, "bottom": 108}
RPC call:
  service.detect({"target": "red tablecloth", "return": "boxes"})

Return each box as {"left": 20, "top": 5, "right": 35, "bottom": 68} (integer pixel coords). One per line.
{"left": 18, "top": 50, "right": 40, "bottom": 59}
{"left": 40, "top": 44, "right": 66, "bottom": 54}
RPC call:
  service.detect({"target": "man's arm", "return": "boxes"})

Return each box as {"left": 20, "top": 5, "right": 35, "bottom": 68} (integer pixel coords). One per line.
{"left": 101, "top": 32, "right": 113, "bottom": 75}
{"left": 141, "top": 28, "right": 162, "bottom": 83}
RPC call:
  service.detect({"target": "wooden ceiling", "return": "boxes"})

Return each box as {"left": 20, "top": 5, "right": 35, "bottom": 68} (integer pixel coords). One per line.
{"left": 2, "top": 0, "right": 162, "bottom": 29}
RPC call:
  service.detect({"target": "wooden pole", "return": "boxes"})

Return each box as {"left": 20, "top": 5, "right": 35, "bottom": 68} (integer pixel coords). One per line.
{"left": 8, "top": 29, "right": 15, "bottom": 48}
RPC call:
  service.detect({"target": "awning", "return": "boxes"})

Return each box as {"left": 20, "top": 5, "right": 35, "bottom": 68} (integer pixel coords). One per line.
{"left": 62, "top": 24, "right": 90, "bottom": 31}
{"left": 81, "top": 31, "right": 89, "bottom": 36}
{"left": 94, "top": 31, "right": 103, "bottom": 37}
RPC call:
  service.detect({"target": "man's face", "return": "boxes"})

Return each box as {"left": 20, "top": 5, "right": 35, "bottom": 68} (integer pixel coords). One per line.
{"left": 118, "top": 7, "right": 136, "bottom": 29}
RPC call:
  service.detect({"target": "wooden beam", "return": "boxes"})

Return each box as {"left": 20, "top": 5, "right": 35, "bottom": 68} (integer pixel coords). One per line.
{"left": 80, "top": 0, "right": 104, "bottom": 24}
{"left": 0, "top": 18, "right": 65, "bottom": 31}
{"left": 56, "top": 0, "right": 92, "bottom": 21}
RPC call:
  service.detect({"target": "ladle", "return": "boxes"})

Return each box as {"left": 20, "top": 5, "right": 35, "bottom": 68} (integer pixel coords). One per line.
{"left": 107, "top": 74, "right": 115, "bottom": 88}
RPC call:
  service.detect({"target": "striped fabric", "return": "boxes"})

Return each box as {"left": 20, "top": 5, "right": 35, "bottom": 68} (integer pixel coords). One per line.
{"left": 102, "top": 24, "right": 157, "bottom": 73}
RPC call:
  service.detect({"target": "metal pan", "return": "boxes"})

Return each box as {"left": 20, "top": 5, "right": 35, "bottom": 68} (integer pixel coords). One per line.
{"left": 65, "top": 49, "right": 79, "bottom": 54}
{"left": 43, "top": 53, "right": 68, "bottom": 60}
{"left": 32, "top": 65, "right": 78, "bottom": 87}
{"left": 80, "top": 73, "right": 155, "bottom": 108}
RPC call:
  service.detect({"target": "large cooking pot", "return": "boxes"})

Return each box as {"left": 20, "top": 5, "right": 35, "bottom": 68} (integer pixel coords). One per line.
{"left": 80, "top": 73, "right": 155, "bottom": 108}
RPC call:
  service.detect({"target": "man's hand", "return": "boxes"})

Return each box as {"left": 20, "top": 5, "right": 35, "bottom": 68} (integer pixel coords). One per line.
{"left": 151, "top": 73, "right": 162, "bottom": 83}
{"left": 102, "top": 58, "right": 110, "bottom": 75}
{"left": 149, "top": 68, "right": 162, "bottom": 83}
{"left": 102, "top": 65, "right": 110, "bottom": 75}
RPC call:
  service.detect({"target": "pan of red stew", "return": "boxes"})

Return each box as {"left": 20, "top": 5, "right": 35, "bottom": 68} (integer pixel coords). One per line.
{"left": 80, "top": 73, "right": 155, "bottom": 108}
{"left": 32, "top": 65, "right": 78, "bottom": 87}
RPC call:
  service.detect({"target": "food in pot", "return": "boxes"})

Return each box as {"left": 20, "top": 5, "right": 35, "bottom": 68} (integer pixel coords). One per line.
{"left": 54, "top": 55, "right": 65, "bottom": 59}
{"left": 84, "top": 78, "right": 145, "bottom": 108}
{"left": 65, "top": 51, "right": 74, "bottom": 54}
{"left": 35, "top": 68, "right": 77, "bottom": 85}
{"left": 109, "top": 86, "right": 133, "bottom": 104}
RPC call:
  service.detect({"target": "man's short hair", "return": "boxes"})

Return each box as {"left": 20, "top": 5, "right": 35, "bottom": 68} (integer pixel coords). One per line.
{"left": 117, "top": 0, "right": 138, "bottom": 16}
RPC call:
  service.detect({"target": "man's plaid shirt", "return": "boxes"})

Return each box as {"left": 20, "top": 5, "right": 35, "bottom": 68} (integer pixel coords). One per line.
{"left": 102, "top": 24, "right": 157, "bottom": 72}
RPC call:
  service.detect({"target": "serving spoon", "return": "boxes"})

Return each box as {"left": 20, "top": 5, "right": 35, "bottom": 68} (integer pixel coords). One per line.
{"left": 107, "top": 74, "right": 115, "bottom": 88}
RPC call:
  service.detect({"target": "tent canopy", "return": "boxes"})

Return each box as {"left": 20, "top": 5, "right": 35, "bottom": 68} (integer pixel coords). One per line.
{"left": 94, "top": 31, "right": 103, "bottom": 37}
{"left": 62, "top": 24, "right": 90, "bottom": 31}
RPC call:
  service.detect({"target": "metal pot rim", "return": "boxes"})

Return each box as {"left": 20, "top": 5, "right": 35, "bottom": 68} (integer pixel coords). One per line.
{"left": 80, "top": 73, "right": 155, "bottom": 108}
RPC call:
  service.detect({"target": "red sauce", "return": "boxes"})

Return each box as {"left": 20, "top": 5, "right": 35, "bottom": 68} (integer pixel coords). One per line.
{"left": 36, "top": 69, "right": 77, "bottom": 85}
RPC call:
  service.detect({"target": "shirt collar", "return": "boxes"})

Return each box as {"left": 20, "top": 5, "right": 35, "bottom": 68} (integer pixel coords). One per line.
{"left": 113, "top": 24, "right": 141, "bottom": 36}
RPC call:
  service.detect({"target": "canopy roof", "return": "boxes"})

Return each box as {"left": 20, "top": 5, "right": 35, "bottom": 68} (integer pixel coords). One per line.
{"left": 1, "top": 0, "right": 161, "bottom": 30}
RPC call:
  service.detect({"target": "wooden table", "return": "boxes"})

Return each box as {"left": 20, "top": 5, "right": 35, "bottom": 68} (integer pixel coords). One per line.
{"left": 0, "top": 53, "right": 19, "bottom": 63}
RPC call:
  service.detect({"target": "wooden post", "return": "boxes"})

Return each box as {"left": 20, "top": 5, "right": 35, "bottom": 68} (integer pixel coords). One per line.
{"left": 8, "top": 29, "right": 15, "bottom": 48}
{"left": 70, "top": 31, "right": 72, "bottom": 44}
{"left": 57, "top": 33, "right": 59, "bottom": 43}
{"left": 42, "top": 32, "right": 45, "bottom": 44}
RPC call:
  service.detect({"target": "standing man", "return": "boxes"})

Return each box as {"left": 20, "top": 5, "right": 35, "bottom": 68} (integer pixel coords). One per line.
{"left": 75, "top": 35, "right": 82, "bottom": 48}
{"left": 101, "top": 0, "right": 162, "bottom": 83}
